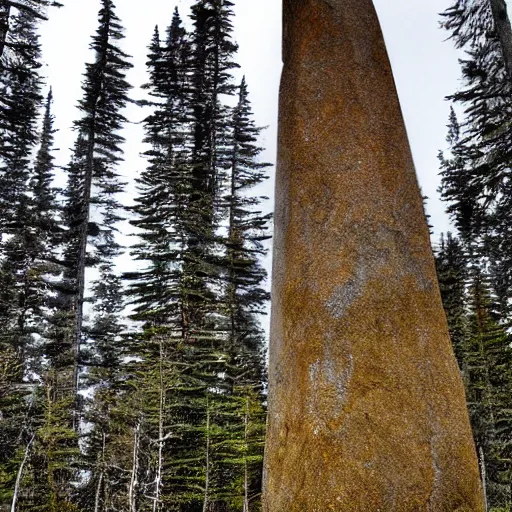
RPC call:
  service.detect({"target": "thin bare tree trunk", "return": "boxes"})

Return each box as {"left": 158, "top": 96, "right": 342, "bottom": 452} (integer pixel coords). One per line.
{"left": 243, "top": 398, "right": 249, "bottom": 512}
{"left": 489, "top": 0, "right": 512, "bottom": 81}
{"left": 93, "top": 432, "right": 106, "bottom": 512}
{"left": 479, "top": 446, "right": 488, "bottom": 512}
{"left": 153, "top": 339, "right": 165, "bottom": 512}
{"left": 11, "top": 434, "right": 35, "bottom": 512}
{"left": 202, "top": 398, "right": 210, "bottom": 512}
{"left": 71, "top": 129, "right": 96, "bottom": 432}
{"left": 71, "top": 10, "right": 112, "bottom": 428}
{"left": 94, "top": 470, "right": 104, "bottom": 512}
{"left": 129, "top": 421, "right": 141, "bottom": 512}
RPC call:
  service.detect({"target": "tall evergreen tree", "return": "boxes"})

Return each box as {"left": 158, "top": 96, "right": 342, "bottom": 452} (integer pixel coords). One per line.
{"left": 435, "top": 232, "right": 470, "bottom": 372}
{"left": 439, "top": 6, "right": 512, "bottom": 503}
{"left": 465, "top": 269, "right": 512, "bottom": 509}
{"left": 0, "top": 88, "right": 76, "bottom": 512}
{"left": 0, "top": 4, "right": 44, "bottom": 242}
{"left": 126, "top": 12, "right": 193, "bottom": 511}
{"left": 78, "top": 259, "right": 127, "bottom": 512}
{"left": 186, "top": 0, "right": 239, "bottom": 305}
{"left": 215, "top": 78, "right": 270, "bottom": 511}
{"left": 126, "top": 8, "right": 272, "bottom": 510}
{"left": 190, "top": 0, "right": 238, "bottom": 206}
{"left": 62, "top": 0, "right": 131, "bottom": 411}
{"left": 436, "top": 233, "right": 512, "bottom": 509}
{"left": 440, "top": 0, "right": 512, "bottom": 319}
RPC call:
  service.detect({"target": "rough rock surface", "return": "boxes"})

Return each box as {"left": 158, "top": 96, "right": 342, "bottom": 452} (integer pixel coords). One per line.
{"left": 262, "top": 0, "right": 485, "bottom": 510}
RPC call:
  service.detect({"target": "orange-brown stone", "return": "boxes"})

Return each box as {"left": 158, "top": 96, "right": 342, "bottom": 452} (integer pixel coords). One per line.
{"left": 262, "top": 0, "right": 485, "bottom": 510}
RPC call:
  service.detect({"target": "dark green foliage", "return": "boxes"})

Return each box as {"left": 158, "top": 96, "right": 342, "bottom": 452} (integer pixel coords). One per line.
{"left": 465, "top": 271, "right": 512, "bottom": 508}
{"left": 125, "top": 12, "right": 223, "bottom": 508}
{"left": 440, "top": 0, "right": 512, "bottom": 317}
{"left": 55, "top": 1, "right": 133, "bottom": 507}
{"left": 435, "top": 233, "right": 469, "bottom": 368}
{"left": 0, "top": 4, "right": 43, "bottom": 240}
{"left": 124, "top": 6, "right": 270, "bottom": 510}
{"left": 436, "top": 234, "right": 512, "bottom": 509}
{"left": 0, "top": 87, "right": 63, "bottom": 511}
{"left": 0, "top": 2, "right": 271, "bottom": 510}
{"left": 222, "top": 78, "right": 270, "bottom": 381}
{"left": 78, "top": 262, "right": 129, "bottom": 512}
{"left": 439, "top": 3, "right": 512, "bottom": 505}
{"left": 62, "top": 0, "right": 131, "bottom": 406}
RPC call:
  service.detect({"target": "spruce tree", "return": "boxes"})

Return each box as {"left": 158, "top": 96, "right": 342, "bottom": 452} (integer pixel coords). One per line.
{"left": 440, "top": 6, "right": 512, "bottom": 503}
{"left": 436, "top": 233, "right": 512, "bottom": 509}
{"left": 186, "top": 0, "right": 239, "bottom": 302}
{"left": 124, "top": 8, "right": 272, "bottom": 510}
{"left": 189, "top": 0, "right": 239, "bottom": 202}
{"left": 440, "top": 0, "right": 512, "bottom": 319}
{"left": 125, "top": 12, "right": 198, "bottom": 510}
{"left": 435, "top": 232, "right": 470, "bottom": 372}
{"left": 78, "top": 259, "right": 128, "bottom": 512}
{"left": 0, "top": 4, "right": 44, "bottom": 242}
{"left": 465, "top": 269, "right": 512, "bottom": 509}
{"left": 216, "top": 78, "right": 271, "bottom": 511}
{"left": 62, "top": 0, "right": 131, "bottom": 410}
{"left": 0, "top": 88, "right": 76, "bottom": 512}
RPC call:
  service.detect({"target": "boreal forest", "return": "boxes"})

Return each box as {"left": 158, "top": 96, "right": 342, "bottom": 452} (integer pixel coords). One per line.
{"left": 0, "top": 0, "right": 511, "bottom": 511}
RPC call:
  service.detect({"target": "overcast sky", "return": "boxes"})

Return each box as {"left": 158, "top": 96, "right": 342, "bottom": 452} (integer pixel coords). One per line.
{"left": 37, "top": 0, "right": 500, "bottom": 327}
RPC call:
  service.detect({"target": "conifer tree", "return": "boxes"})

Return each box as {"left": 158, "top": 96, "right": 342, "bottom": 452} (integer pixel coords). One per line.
{"left": 125, "top": 12, "right": 198, "bottom": 510}
{"left": 436, "top": 233, "right": 512, "bottom": 509}
{"left": 215, "top": 78, "right": 271, "bottom": 511}
{"left": 440, "top": 6, "right": 512, "bottom": 503}
{"left": 0, "top": 0, "right": 61, "bottom": 62}
{"left": 125, "top": 14, "right": 231, "bottom": 510}
{"left": 62, "top": 0, "right": 131, "bottom": 410}
{"left": 440, "top": 0, "right": 512, "bottom": 319}
{"left": 0, "top": 88, "right": 75, "bottom": 512}
{"left": 0, "top": 4, "right": 44, "bottom": 242}
{"left": 186, "top": 0, "right": 239, "bottom": 303}
{"left": 465, "top": 270, "right": 512, "bottom": 509}
{"left": 190, "top": 0, "right": 238, "bottom": 205}
{"left": 223, "top": 78, "right": 270, "bottom": 382}
{"left": 78, "top": 258, "right": 128, "bottom": 512}
{"left": 435, "top": 233, "right": 470, "bottom": 372}
{"left": 125, "top": 9, "right": 274, "bottom": 510}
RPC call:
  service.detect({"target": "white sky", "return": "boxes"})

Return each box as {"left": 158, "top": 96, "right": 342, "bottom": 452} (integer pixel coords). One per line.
{"left": 37, "top": 0, "right": 505, "bottom": 330}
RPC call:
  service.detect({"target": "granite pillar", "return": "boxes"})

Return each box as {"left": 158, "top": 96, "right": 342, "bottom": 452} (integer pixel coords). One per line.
{"left": 262, "top": 0, "right": 485, "bottom": 510}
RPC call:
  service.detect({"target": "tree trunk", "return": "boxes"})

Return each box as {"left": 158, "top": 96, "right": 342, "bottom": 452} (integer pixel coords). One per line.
{"left": 93, "top": 432, "right": 106, "bottom": 512}
{"left": 243, "top": 398, "right": 249, "bottom": 512}
{"left": 93, "top": 469, "right": 104, "bottom": 512}
{"left": 202, "top": 399, "right": 210, "bottom": 512}
{"left": 71, "top": 127, "right": 96, "bottom": 431}
{"left": 153, "top": 339, "right": 165, "bottom": 512}
{"left": 489, "top": 0, "right": 512, "bottom": 82}
{"left": 129, "top": 421, "right": 140, "bottom": 512}
{"left": 11, "top": 434, "right": 34, "bottom": 512}
{"left": 71, "top": 11, "right": 111, "bottom": 428}
{"left": 478, "top": 446, "right": 489, "bottom": 512}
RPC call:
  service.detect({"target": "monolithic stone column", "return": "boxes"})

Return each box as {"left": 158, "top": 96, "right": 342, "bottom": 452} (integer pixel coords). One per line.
{"left": 262, "top": 0, "right": 485, "bottom": 511}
